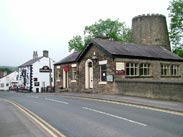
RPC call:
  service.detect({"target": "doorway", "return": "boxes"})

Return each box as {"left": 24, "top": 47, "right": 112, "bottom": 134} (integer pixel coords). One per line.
{"left": 85, "top": 59, "right": 93, "bottom": 89}
{"left": 63, "top": 70, "right": 68, "bottom": 88}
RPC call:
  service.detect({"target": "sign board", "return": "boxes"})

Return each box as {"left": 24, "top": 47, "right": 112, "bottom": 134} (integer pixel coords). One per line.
{"left": 63, "top": 65, "right": 70, "bottom": 72}
{"left": 40, "top": 66, "right": 52, "bottom": 73}
{"left": 116, "top": 62, "right": 125, "bottom": 75}
{"left": 34, "top": 82, "right": 39, "bottom": 86}
{"left": 107, "top": 75, "right": 113, "bottom": 82}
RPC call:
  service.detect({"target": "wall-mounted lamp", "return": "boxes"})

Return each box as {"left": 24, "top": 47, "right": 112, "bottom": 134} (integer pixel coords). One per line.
{"left": 91, "top": 52, "right": 98, "bottom": 61}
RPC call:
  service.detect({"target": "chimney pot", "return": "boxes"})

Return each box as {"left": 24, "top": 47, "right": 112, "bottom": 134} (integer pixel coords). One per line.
{"left": 43, "top": 50, "right": 48, "bottom": 57}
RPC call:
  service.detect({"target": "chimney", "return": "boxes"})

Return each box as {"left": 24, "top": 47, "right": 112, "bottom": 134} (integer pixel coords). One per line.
{"left": 33, "top": 51, "right": 38, "bottom": 59}
{"left": 43, "top": 50, "right": 48, "bottom": 57}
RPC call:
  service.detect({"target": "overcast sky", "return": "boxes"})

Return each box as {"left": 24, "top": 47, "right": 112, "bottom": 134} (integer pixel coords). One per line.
{"left": 0, "top": 0, "right": 171, "bottom": 66}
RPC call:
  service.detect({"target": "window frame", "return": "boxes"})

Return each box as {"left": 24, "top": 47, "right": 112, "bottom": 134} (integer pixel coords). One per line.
{"left": 56, "top": 66, "right": 61, "bottom": 81}
{"left": 126, "top": 63, "right": 138, "bottom": 76}
{"left": 140, "top": 63, "right": 151, "bottom": 76}
{"left": 71, "top": 64, "right": 77, "bottom": 82}
{"left": 161, "top": 64, "right": 180, "bottom": 77}
{"left": 161, "top": 64, "right": 170, "bottom": 76}
{"left": 171, "top": 64, "right": 180, "bottom": 76}
{"left": 99, "top": 60, "right": 107, "bottom": 84}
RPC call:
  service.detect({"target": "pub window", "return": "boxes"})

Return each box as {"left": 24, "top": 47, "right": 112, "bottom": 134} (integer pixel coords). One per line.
{"left": 126, "top": 63, "right": 138, "bottom": 76}
{"left": 140, "top": 64, "right": 151, "bottom": 76}
{"left": 100, "top": 64, "right": 107, "bottom": 81}
{"left": 0, "top": 83, "right": 4, "bottom": 87}
{"left": 161, "top": 64, "right": 170, "bottom": 76}
{"left": 171, "top": 65, "right": 180, "bottom": 76}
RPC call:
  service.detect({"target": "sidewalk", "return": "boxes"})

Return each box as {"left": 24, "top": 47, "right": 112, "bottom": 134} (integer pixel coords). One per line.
{"left": 0, "top": 99, "right": 49, "bottom": 137}
{"left": 60, "top": 92, "right": 183, "bottom": 113}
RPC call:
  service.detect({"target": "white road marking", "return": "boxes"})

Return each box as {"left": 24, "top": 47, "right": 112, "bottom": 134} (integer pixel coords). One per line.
{"left": 27, "top": 95, "right": 39, "bottom": 99}
{"left": 82, "top": 107, "right": 147, "bottom": 127}
{"left": 45, "top": 98, "right": 69, "bottom": 105}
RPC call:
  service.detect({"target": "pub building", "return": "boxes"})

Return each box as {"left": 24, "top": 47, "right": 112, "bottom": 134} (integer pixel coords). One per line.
{"left": 18, "top": 50, "right": 54, "bottom": 92}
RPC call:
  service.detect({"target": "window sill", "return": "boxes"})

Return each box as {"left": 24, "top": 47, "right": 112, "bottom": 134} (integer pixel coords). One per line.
{"left": 98, "top": 81, "right": 107, "bottom": 84}
{"left": 125, "top": 76, "right": 139, "bottom": 78}
{"left": 161, "top": 75, "right": 181, "bottom": 78}
{"left": 125, "top": 75, "right": 153, "bottom": 78}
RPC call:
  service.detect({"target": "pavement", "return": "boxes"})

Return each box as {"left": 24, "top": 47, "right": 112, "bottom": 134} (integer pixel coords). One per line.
{"left": 59, "top": 92, "right": 183, "bottom": 113}
{"left": 0, "top": 99, "right": 50, "bottom": 137}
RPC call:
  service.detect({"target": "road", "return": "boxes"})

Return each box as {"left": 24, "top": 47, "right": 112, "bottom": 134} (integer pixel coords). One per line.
{"left": 0, "top": 91, "right": 183, "bottom": 137}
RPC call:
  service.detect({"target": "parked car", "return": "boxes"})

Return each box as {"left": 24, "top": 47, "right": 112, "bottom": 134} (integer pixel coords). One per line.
{"left": 9, "top": 84, "right": 18, "bottom": 91}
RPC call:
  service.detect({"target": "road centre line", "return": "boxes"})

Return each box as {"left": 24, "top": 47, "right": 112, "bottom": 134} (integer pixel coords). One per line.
{"left": 63, "top": 96, "right": 183, "bottom": 116}
{"left": 82, "top": 107, "right": 147, "bottom": 127}
{"left": 45, "top": 98, "right": 69, "bottom": 105}
{"left": 27, "top": 95, "right": 39, "bottom": 99}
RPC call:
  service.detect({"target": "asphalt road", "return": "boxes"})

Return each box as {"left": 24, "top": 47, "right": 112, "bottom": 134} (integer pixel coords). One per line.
{"left": 0, "top": 91, "right": 183, "bottom": 137}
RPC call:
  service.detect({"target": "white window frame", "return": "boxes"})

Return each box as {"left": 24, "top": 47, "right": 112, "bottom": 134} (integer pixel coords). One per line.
{"left": 161, "top": 64, "right": 170, "bottom": 76}
{"left": 140, "top": 63, "right": 151, "bottom": 76}
{"left": 71, "top": 64, "right": 77, "bottom": 82}
{"left": 126, "top": 63, "right": 138, "bottom": 76}
{"left": 56, "top": 67, "right": 61, "bottom": 81}
{"left": 99, "top": 60, "right": 107, "bottom": 84}
{"left": 171, "top": 64, "right": 180, "bottom": 76}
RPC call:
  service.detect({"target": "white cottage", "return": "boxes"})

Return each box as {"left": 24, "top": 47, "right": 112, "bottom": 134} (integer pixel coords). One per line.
{"left": 0, "top": 71, "right": 18, "bottom": 91}
{"left": 18, "top": 50, "right": 54, "bottom": 93}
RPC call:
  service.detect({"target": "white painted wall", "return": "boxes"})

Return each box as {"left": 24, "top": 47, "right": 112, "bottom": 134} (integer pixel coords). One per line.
{"left": 0, "top": 71, "right": 18, "bottom": 91}
{"left": 32, "top": 57, "right": 54, "bottom": 92}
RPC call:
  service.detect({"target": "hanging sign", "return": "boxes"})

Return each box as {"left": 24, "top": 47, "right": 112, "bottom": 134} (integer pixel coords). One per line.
{"left": 40, "top": 66, "right": 52, "bottom": 73}
{"left": 63, "top": 65, "right": 70, "bottom": 72}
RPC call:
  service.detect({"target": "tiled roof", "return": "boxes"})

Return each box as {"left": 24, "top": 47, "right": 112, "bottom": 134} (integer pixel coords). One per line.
{"left": 19, "top": 57, "right": 43, "bottom": 67}
{"left": 89, "top": 38, "right": 183, "bottom": 61}
{"left": 54, "top": 51, "right": 81, "bottom": 65}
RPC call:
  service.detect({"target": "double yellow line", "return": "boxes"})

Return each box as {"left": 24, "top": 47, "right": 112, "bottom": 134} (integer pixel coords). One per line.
{"left": 2, "top": 99, "right": 66, "bottom": 137}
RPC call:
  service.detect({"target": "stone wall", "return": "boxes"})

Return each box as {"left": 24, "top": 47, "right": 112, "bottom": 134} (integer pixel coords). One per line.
{"left": 54, "top": 43, "right": 183, "bottom": 101}
{"left": 114, "top": 58, "right": 183, "bottom": 101}
{"left": 78, "top": 44, "right": 117, "bottom": 94}
{"left": 131, "top": 14, "right": 171, "bottom": 50}
{"left": 115, "top": 79, "right": 183, "bottom": 101}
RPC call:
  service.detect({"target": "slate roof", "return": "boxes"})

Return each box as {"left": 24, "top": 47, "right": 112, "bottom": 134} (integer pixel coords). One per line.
{"left": 19, "top": 57, "right": 43, "bottom": 67}
{"left": 54, "top": 51, "right": 81, "bottom": 65}
{"left": 78, "top": 38, "right": 183, "bottom": 62}
{"left": 55, "top": 38, "right": 183, "bottom": 64}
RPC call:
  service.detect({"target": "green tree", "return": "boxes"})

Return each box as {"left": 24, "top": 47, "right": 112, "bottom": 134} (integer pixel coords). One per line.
{"left": 0, "top": 67, "right": 12, "bottom": 74}
{"left": 68, "top": 35, "right": 85, "bottom": 52}
{"left": 172, "top": 44, "right": 183, "bottom": 57}
{"left": 68, "top": 19, "right": 131, "bottom": 52}
{"left": 168, "top": 0, "right": 183, "bottom": 46}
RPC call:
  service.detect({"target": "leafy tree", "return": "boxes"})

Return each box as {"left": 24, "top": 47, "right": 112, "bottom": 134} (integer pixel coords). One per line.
{"left": 0, "top": 67, "right": 12, "bottom": 74}
{"left": 68, "top": 19, "right": 131, "bottom": 52}
{"left": 168, "top": 0, "right": 183, "bottom": 46}
{"left": 68, "top": 35, "right": 85, "bottom": 52}
{"left": 172, "top": 44, "right": 183, "bottom": 57}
